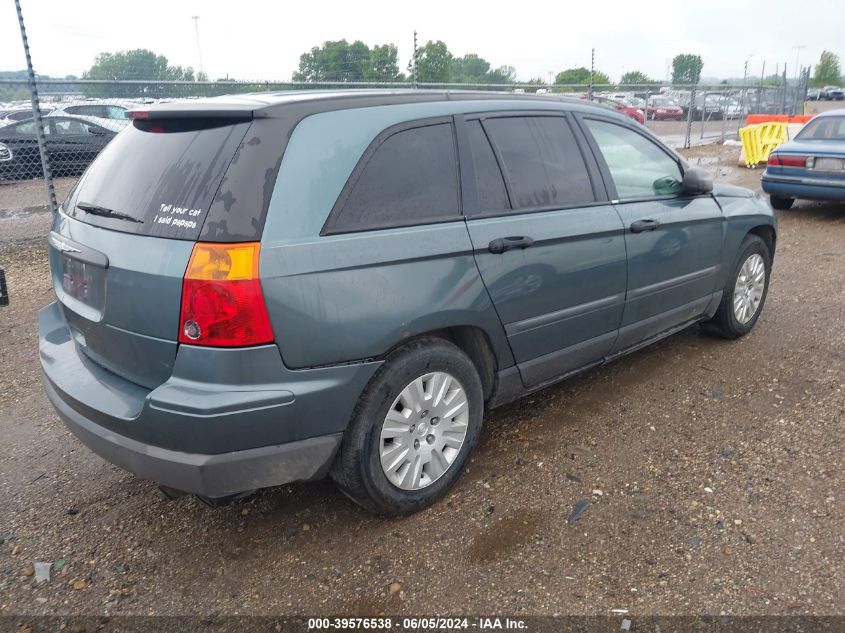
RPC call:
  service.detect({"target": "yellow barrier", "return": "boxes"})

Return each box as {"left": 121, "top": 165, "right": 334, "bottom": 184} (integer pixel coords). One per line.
{"left": 739, "top": 122, "right": 788, "bottom": 167}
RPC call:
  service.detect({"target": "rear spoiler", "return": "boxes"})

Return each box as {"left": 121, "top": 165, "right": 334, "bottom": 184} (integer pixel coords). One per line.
{"left": 128, "top": 103, "right": 257, "bottom": 120}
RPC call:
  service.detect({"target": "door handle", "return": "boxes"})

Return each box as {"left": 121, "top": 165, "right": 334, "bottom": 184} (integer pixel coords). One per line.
{"left": 630, "top": 219, "right": 661, "bottom": 233}
{"left": 488, "top": 236, "right": 535, "bottom": 254}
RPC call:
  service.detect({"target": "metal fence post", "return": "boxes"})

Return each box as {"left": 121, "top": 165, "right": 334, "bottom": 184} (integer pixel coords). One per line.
{"left": 14, "top": 0, "right": 57, "bottom": 213}
{"left": 685, "top": 83, "right": 696, "bottom": 149}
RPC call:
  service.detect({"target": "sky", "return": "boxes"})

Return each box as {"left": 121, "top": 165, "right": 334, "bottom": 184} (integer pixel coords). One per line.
{"left": 1, "top": 0, "right": 842, "bottom": 83}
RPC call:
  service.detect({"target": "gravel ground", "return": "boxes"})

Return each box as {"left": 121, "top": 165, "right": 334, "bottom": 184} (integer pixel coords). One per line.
{"left": 0, "top": 143, "right": 843, "bottom": 617}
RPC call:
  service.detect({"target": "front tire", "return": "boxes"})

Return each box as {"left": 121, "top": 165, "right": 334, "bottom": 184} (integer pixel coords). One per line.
{"left": 705, "top": 235, "right": 771, "bottom": 339}
{"left": 770, "top": 195, "right": 794, "bottom": 210}
{"left": 331, "top": 338, "right": 484, "bottom": 516}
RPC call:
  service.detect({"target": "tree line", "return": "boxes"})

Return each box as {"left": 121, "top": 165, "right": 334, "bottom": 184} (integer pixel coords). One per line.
{"left": 4, "top": 45, "right": 841, "bottom": 104}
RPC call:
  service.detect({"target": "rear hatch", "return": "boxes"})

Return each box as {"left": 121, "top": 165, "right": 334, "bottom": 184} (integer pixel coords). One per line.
{"left": 49, "top": 114, "right": 252, "bottom": 389}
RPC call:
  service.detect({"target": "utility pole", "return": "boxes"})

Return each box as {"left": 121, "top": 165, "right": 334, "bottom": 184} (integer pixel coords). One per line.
{"left": 412, "top": 30, "right": 418, "bottom": 88}
{"left": 588, "top": 47, "right": 595, "bottom": 100}
{"left": 14, "top": 0, "right": 56, "bottom": 213}
{"left": 192, "top": 15, "right": 204, "bottom": 78}
{"left": 792, "top": 45, "right": 806, "bottom": 81}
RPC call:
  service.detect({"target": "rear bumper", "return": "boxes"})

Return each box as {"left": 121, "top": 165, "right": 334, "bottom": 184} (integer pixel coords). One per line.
{"left": 44, "top": 374, "right": 342, "bottom": 497}
{"left": 39, "top": 301, "right": 380, "bottom": 497}
{"left": 761, "top": 171, "right": 845, "bottom": 202}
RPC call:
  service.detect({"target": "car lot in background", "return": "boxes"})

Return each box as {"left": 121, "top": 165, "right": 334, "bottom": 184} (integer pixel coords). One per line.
{"left": 0, "top": 115, "right": 116, "bottom": 180}
{"left": 762, "top": 109, "right": 845, "bottom": 209}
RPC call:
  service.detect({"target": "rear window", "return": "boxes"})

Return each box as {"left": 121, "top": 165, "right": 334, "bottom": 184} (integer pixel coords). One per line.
{"left": 797, "top": 116, "right": 845, "bottom": 141}
{"left": 65, "top": 119, "right": 250, "bottom": 240}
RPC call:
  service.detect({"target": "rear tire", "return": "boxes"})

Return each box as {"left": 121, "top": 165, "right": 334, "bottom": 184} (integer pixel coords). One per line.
{"left": 705, "top": 235, "right": 771, "bottom": 339}
{"left": 331, "top": 338, "right": 484, "bottom": 516}
{"left": 770, "top": 195, "right": 794, "bottom": 210}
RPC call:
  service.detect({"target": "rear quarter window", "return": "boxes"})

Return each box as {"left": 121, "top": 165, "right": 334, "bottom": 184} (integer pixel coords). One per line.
{"left": 323, "top": 121, "right": 461, "bottom": 234}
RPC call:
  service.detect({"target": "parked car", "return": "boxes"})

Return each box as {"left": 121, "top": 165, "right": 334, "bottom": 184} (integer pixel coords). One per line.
{"left": 47, "top": 100, "right": 135, "bottom": 132}
{"left": 0, "top": 106, "right": 53, "bottom": 127}
{"left": 686, "top": 95, "right": 724, "bottom": 121}
{"left": 707, "top": 95, "right": 745, "bottom": 120}
{"left": 39, "top": 90, "right": 776, "bottom": 515}
{"left": 646, "top": 97, "right": 684, "bottom": 121}
{"left": 806, "top": 88, "right": 822, "bottom": 101}
{"left": 0, "top": 115, "right": 116, "bottom": 180}
{"left": 820, "top": 86, "right": 844, "bottom": 101}
{"left": 588, "top": 95, "right": 644, "bottom": 124}
{"left": 761, "top": 109, "right": 845, "bottom": 209}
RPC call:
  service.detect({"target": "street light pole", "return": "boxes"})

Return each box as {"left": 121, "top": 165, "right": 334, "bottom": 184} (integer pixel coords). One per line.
{"left": 192, "top": 15, "right": 204, "bottom": 78}
{"left": 792, "top": 45, "right": 806, "bottom": 81}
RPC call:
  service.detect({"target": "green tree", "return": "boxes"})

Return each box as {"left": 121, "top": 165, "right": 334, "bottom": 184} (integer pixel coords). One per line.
{"left": 367, "top": 44, "right": 403, "bottom": 82}
{"left": 452, "top": 53, "right": 490, "bottom": 82}
{"left": 619, "top": 70, "right": 655, "bottom": 86}
{"left": 294, "top": 40, "right": 402, "bottom": 82}
{"left": 294, "top": 39, "right": 363, "bottom": 82}
{"left": 84, "top": 49, "right": 194, "bottom": 81}
{"left": 671, "top": 54, "right": 703, "bottom": 85}
{"left": 812, "top": 50, "right": 842, "bottom": 87}
{"left": 486, "top": 65, "right": 517, "bottom": 84}
{"left": 523, "top": 77, "right": 548, "bottom": 93}
{"left": 82, "top": 49, "right": 196, "bottom": 97}
{"left": 554, "top": 67, "right": 611, "bottom": 90}
{"left": 414, "top": 40, "right": 453, "bottom": 83}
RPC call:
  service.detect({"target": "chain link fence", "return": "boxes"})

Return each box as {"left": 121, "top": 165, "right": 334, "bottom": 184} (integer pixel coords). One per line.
{"left": 0, "top": 76, "right": 810, "bottom": 248}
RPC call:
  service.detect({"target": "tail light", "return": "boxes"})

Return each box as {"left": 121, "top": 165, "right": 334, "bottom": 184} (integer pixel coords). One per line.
{"left": 178, "top": 242, "right": 274, "bottom": 347}
{"left": 768, "top": 154, "right": 810, "bottom": 168}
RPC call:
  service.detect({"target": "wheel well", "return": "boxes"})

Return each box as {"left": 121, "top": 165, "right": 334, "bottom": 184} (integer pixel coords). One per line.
{"left": 392, "top": 326, "right": 498, "bottom": 401}
{"left": 748, "top": 225, "right": 776, "bottom": 258}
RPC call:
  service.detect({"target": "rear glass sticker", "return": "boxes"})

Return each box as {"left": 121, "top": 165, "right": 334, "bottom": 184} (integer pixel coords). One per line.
{"left": 153, "top": 203, "right": 205, "bottom": 231}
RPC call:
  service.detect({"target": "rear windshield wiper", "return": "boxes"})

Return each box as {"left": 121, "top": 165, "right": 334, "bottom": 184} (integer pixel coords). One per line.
{"left": 77, "top": 202, "right": 143, "bottom": 224}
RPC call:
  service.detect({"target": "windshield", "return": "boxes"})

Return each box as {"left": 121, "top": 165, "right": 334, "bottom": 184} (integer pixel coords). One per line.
{"left": 796, "top": 116, "right": 845, "bottom": 141}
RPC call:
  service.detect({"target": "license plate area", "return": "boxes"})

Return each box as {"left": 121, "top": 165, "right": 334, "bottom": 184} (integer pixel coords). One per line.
{"left": 813, "top": 157, "right": 844, "bottom": 171}
{"left": 59, "top": 254, "right": 106, "bottom": 319}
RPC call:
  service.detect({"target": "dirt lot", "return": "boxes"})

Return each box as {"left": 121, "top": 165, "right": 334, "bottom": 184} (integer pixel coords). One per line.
{"left": 0, "top": 143, "right": 843, "bottom": 618}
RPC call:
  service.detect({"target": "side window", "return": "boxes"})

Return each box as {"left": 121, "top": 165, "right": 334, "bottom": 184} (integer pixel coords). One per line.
{"left": 11, "top": 120, "right": 48, "bottom": 135}
{"left": 584, "top": 119, "right": 683, "bottom": 199}
{"left": 327, "top": 122, "right": 460, "bottom": 233}
{"left": 483, "top": 116, "right": 595, "bottom": 211}
{"left": 467, "top": 120, "right": 510, "bottom": 214}
{"left": 53, "top": 118, "right": 92, "bottom": 135}
{"left": 106, "top": 106, "right": 129, "bottom": 119}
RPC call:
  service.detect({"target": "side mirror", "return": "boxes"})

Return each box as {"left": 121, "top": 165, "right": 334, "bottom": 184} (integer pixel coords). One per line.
{"left": 681, "top": 166, "right": 713, "bottom": 195}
